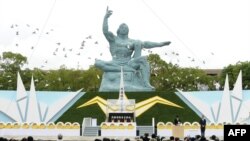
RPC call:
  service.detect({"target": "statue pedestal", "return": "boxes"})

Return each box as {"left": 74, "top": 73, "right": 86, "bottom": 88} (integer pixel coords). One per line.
{"left": 99, "top": 71, "right": 154, "bottom": 92}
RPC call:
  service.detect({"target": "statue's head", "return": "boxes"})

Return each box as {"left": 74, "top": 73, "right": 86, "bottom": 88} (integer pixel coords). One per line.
{"left": 117, "top": 23, "right": 129, "bottom": 36}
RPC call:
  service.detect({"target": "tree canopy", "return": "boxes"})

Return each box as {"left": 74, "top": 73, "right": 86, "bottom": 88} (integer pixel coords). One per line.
{"left": 220, "top": 61, "right": 250, "bottom": 89}
{"left": 0, "top": 52, "right": 249, "bottom": 91}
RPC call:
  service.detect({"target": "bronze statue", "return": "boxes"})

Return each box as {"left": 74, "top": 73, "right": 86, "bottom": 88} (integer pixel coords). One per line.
{"left": 95, "top": 7, "right": 171, "bottom": 91}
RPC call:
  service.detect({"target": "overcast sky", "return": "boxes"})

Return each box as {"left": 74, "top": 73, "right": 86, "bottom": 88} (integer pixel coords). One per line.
{"left": 0, "top": 0, "right": 249, "bottom": 70}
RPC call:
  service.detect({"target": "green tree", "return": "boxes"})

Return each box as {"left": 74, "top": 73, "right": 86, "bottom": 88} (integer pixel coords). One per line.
{"left": 148, "top": 54, "right": 216, "bottom": 91}
{"left": 220, "top": 61, "right": 250, "bottom": 89}
{"left": 0, "top": 52, "right": 27, "bottom": 73}
{"left": 0, "top": 52, "right": 27, "bottom": 90}
{"left": 82, "top": 66, "right": 102, "bottom": 91}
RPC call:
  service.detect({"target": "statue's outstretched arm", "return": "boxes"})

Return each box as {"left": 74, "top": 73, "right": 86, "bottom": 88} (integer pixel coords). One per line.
{"left": 103, "top": 7, "right": 115, "bottom": 41}
{"left": 142, "top": 41, "right": 171, "bottom": 49}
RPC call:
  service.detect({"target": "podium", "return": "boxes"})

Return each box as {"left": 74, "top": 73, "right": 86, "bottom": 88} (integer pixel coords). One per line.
{"left": 172, "top": 126, "right": 184, "bottom": 138}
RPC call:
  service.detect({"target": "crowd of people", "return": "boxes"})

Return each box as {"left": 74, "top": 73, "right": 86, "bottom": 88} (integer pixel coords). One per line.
{"left": 0, "top": 134, "right": 63, "bottom": 141}
{"left": 92, "top": 134, "right": 221, "bottom": 141}
{"left": 160, "top": 135, "right": 221, "bottom": 141}
{"left": 0, "top": 134, "right": 222, "bottom": 141}
{"left": 0, "top": 136, "right": 34, "bottom": 141}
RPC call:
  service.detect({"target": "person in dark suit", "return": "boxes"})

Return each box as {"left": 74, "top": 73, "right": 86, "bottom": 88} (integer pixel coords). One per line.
{"left": 173, "top": 115, "right": 181, "bottom": 125}
{"left": 199, "top": 115, "right": 206, "bottom": 137}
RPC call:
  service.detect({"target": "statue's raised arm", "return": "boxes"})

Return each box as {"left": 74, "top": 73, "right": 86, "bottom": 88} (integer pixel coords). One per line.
{"left": 142, "top": 41, "right": 171, "bottom": 49}
{"left": 132, "top": 41, "right": 171, "bottom": 58}
{"left": 103, "top": 7, "right": 115, "bottom": 42}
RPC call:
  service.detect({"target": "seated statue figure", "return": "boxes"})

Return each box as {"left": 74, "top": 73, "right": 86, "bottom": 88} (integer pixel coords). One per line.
{"left": 95, "top": 7, "right": 171, "bottom": 91}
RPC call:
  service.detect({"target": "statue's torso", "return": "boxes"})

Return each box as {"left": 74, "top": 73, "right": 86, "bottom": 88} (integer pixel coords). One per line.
{"left": 109, "top": 38, "right": 135, "bottom": 64}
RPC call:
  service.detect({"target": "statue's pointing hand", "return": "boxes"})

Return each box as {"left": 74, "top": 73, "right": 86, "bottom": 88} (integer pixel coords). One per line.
{"left": 162, "top": 41, "right": 171, "bottom": 46}
{"left": 105, "top": 7, "right": 113, "bottom": 18}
